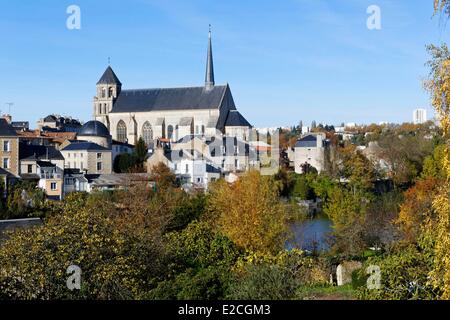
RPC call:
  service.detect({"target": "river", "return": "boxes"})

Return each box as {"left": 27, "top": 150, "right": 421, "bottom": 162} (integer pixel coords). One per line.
{"left": 286, "top": 214, "right": 333, "bottom": 252}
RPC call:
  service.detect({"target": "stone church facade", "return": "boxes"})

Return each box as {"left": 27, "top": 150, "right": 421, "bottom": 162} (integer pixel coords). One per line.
{"left": 93, "top": 30, "right": 251, "bottom": 146}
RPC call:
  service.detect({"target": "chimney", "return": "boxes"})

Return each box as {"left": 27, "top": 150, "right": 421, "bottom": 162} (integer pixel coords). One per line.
{"left": 2, "top": 114, "right": 12, "bottom": 124}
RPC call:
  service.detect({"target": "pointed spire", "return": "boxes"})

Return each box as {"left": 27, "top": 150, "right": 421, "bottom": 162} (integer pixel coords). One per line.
{"left": 205, "top": 25, "right": 215, "bottom": 90}
{"left": 97, "top": 66, "right": 121, "bottom": 85}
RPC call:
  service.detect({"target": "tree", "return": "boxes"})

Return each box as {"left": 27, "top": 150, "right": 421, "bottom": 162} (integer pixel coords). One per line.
{"left": 396, "top": 177, "right": 439, "bottom": 243}
{"left": 149, "top": 162, "right": 177, "bottom": 190}
{"left": 134, "top": 137, "right": 148, "bottom": 168}
{"left": 208, "top": 171, "right": 288, "bottom": 255}
{"left": 421, "top": 144, "right": 448, "bottom": 179}
{"left": 113, "top": 153, "right": 136, "bottom": 173}
{"left": 0, "top": 192, "right": 165, "bottom": 299}
{"left": 435, "top": 0, "right": 450, "bottom": 16}
{"left": 292, "top": 175, "right": 315, "bottom": 200}
{"left": 425, "top": 4, "right": 450, "bottom": 299}
{"left": 324, "top": 187, "right": 369, "bottom": 256}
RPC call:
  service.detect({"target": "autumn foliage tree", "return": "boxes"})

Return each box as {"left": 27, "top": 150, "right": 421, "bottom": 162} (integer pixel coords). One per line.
{"left": 425, "top": 39, "right": 450, "bottom": 299}
{"left": 207, "top": 171, "right": 288, "bottom": 255}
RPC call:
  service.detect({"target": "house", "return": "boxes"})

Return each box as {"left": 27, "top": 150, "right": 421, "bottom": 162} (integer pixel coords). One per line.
{"left": 0, "top": 118, "right": 20, "bottom": 178}
{"left": 207, "top": 136, "right": 255, "bottom": 173}
{"left": 294, "top": 133, "right": 327, "bottom": 174}
{"left": 63, "top": 169, "right": 90, "bottom": 195}
{"left": 37, "top": 115, "right": 82, "bottom": 132}
{"left": 19, "top": 143, "right": 65, "bottom": 177}
{"left": 37, "top": 162, "right": 64, "bottom": 200}
{"left": 60, "top": 141, "right": 112, "bottom": 174}
{"left": 17, "top": 129, "right": 77, "bottom": 148}
{"left": 146, "top": 147, "right": 174, "bottom": 172}
{"left": 173, "top": 151, "right": 221, "bottom": 188}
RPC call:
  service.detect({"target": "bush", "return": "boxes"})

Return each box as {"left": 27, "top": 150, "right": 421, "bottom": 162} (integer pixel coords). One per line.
{"left": 227, "top": 263, "right": 298, "bottom": 300}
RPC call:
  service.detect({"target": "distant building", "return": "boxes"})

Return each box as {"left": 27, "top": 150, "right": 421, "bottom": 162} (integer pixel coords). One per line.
{"left": 0, "top": 118, "right": 20, "bottom": 177}
{"left": 37, "top": 115, "right": 82, "bottom": 133}
{"left": 60, "top": 141, "right": 112, "bottom": 174}
{"left": 11, "top": 121, "right": 29, "bottom": 131}
{"left": 413, "top": 108, "right": 427, "bottom": 124}
{"left": 294, "top": 133, "right": 327, "bottom": 174}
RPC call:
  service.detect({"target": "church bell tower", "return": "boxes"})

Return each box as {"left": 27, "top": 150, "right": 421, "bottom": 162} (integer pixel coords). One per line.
{"left": 94, "top": 65, "right": 122, "bottom": 130}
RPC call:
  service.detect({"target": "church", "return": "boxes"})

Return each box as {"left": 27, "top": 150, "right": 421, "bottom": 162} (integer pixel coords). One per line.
{"left": 93, "top": 29, "right": 252, "bottom": 147}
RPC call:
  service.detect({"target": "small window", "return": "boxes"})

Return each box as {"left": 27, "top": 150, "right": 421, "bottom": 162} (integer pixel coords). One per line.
{"left": 80, "top": 162, "right": 84, "bottom": 170}
{"left": 97, "top": 153, "right": 102, "bottom": 159}
{"left": 27, "top": 164, "right": 33, "bottom": 173}
{"left": 51, "top": 182, "right": 57, "bottom": 191}
{"left": 185, "top": 164, "right": 189, "bottom": 173}
{"left": 3, "top": 158, "right": 9, "bottom": 169}
{"left": 97, "top": 162, "right": 102, "bottom": 171}
{"left": 3, "top": 141, "right": 10, "bottom": 152}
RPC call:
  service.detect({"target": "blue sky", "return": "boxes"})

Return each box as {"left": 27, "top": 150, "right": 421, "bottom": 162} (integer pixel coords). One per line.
{"left": 0, "top": 0, "right": 448, "bottom": 128}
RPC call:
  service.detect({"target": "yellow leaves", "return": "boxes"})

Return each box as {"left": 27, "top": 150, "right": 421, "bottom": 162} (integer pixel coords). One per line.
{"left": 208, "top": 171, "right": 288, "bottom": 255}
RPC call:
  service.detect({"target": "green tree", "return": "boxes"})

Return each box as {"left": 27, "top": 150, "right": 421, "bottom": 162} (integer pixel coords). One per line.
{"left": 134, "top": 137, "right": 148, "bottom": 168}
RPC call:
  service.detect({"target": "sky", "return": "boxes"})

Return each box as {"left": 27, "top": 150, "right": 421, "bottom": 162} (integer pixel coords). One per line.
{"left": 0, "top": 0, "right": 449, "bottom": 128}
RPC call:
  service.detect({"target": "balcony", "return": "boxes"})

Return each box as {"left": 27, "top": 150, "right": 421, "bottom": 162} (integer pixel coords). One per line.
{"left": 40, "top": 173, "right": 62, "bottom": 180}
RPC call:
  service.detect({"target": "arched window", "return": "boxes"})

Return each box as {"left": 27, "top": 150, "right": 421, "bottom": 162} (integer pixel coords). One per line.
{"left": 101, "top": 88, "right": 106, "bottom": 98}
{"left": 142, "top": 122, "right": 153, "bottom": 146}
{"left": 117, "top": 120, "right": 127, "bottom": 142}
{"left": 108, "top": 87, "right": 114, "bottom": 98}
{"left": 167, "top": 125, "right": 174, "bottom": 140}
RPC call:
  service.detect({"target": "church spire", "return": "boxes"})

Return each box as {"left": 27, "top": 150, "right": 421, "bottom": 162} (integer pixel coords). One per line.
{"left": 205, "top": 25, "right": 215, "bottom": 90}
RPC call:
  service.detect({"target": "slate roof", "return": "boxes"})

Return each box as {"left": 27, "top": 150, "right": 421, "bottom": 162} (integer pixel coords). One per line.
{"left": 37, "top": 161, "right": 56, "bottom": 168}
{"left": 111, "top": 85, "right": 230, "bottom": 113}
{"left": 0, "top": 167, "right": 14, "bottom": 176}
{"left": 43, "top": 115, "right": 57, "bottom": 122}
{"left": 79, "top": 120, "right": 110, "bottom": 137}
{"left": 206, "top": 164, "right": 221, "bottom": 174}
{"left": 295, "top": 135, "right": 318, "bottom": 148}
{"left": 0, "top": 119, "right": 18, "bottom": 137}
{"left": 19, "top": 143, "right": 64, "bottom": 161}
{"left": 224, "top": 110, "right": 252, "bottom": 127}
{"left": 61, "top": 142, "right": 110, "bottom": 151}
{"left": 97, "top": 66, "right": 122, "bottom": 85}
{"left": 11, "top": 121, "right": 29, "bottom": 129}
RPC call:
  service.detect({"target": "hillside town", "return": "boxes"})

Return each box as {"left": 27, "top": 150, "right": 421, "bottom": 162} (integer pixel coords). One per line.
{"left": 0, "top": 0, "right": 449, "bottom": 305}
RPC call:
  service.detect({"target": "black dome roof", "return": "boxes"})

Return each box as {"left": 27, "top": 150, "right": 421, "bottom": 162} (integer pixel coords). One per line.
{"left": 79, "top": 121, "right": 110, "bottom": 137}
